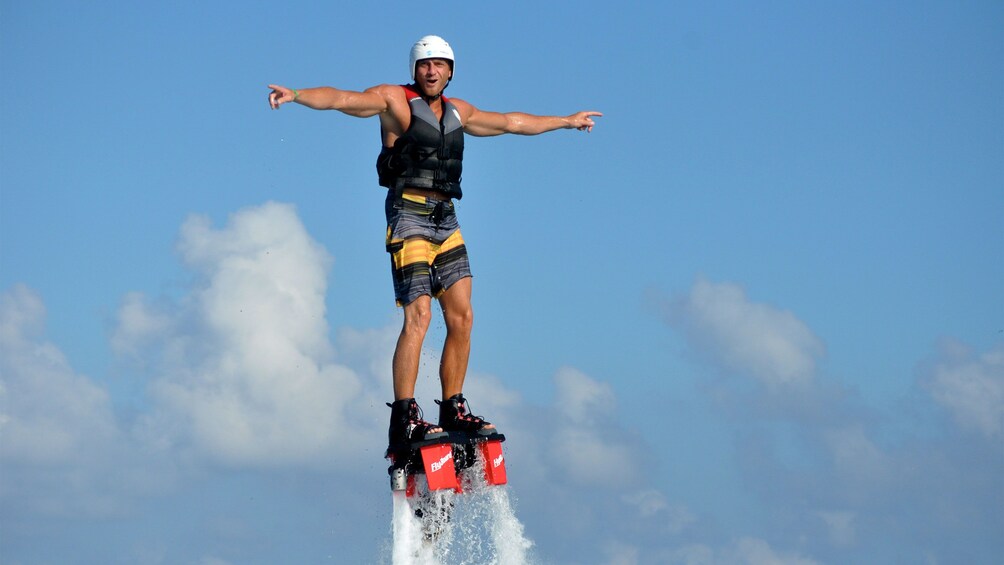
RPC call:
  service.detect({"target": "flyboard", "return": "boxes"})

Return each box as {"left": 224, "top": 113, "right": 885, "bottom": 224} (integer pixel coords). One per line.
{"left": 387, "top": 429, "right": 531, "bottom": 559}
{"left": 386, "top": 430, "right": 507, "bottom": 496}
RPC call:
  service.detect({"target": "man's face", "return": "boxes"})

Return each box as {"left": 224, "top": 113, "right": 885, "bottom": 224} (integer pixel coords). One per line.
{"left": 415, "top": 58, "right": 452, "bottom": 97}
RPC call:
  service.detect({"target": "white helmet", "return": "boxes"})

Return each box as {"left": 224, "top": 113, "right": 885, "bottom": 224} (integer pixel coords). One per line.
{"left": 410, "top": 35, "right": 455, "bottom": 81}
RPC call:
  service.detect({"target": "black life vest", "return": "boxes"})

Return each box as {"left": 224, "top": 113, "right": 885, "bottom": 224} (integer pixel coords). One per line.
{"left": 377, "top": 85, "right": 465, "bottom": 199}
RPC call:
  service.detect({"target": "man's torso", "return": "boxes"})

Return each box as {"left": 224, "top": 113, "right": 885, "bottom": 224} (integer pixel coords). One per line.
{"left": 377, "top": 85, "right": 465, "bottom": 199}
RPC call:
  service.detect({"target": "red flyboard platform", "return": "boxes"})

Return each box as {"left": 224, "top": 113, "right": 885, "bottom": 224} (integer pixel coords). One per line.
{"left": 387, "top": 430, "right": 507, "bottom": 495}
{"left": 420, "top": 443, "right": 459, "bottom": 491}
{"left": 481, "top": 440, "right": 507, "bottom": 486}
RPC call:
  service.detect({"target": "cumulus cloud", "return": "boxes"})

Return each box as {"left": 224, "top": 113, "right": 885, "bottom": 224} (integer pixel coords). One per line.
{"left": 0, "top": 285, "right": 119, "bottom": 465}
{"left": 659, "top": 278, "right": 825, "bottom": 387}
{"left": 549, "top": 366, "right": 644, "bottom": 487}
{"left": 0, "top": 284, "right": 141, "bottom": 516}
{"left": 113, "top": 202, "right": 384, "bottom": 468}
{"left": 923, "top": 339, "right": 1004, "bottom": 438}
{"left": 653, "top": 278, "right": 1003, "bottom": 562}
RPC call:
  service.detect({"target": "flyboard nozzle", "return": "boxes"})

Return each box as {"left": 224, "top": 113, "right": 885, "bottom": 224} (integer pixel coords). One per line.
{"left": 390, "top": 467, "right": 408, "bottom": 491}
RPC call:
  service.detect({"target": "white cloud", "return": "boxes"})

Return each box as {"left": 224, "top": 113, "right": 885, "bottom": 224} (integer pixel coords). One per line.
{"left": 175, "top": 202, "right": 335, "bottom": 362}
{"left": 0, "top": 284, "right": 141, "bottom": 516}
{"left": 661, "top": 278, "right": 825, "bottom": 387}
{"left": 822, "top": 424, "right": 893, "bottom": 484}
{"left": 111, "top": 291, "right": 174, "bottom": 360}
{"left": 548, "top": 367, "right": 642, "bottom": 486}
{"left": 622, "top": 489, "right": 668, "bottom": 517}
{"left": 555, "top": 365, "right": 617, "bottom": 423}
{"left": 0, "top": 285, "right": 118, "bottom": 465}
{"left": 924, "top": 339, "right": 1004, "bottom": 438}
{"left": 115, "top": 202, "right": 384, "bottom": 468}
{"left": 817, "top": 510, "right": 856, "bottom": 547}
{"left": 621, "top": 490, "right": 696, "bottom": 534}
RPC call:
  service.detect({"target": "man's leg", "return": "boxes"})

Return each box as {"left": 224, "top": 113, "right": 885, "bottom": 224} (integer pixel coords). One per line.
{"left": 393, "top": 294, "right": 433, "bottom": 401}
{"left": 389, "top": 294, "right": 444, "bottom": 441}
{"left": 437, "top": 276, "right": 473, "bottom": 400}
{"left": 437, "top": 276, "right": 495, "bottom": 431}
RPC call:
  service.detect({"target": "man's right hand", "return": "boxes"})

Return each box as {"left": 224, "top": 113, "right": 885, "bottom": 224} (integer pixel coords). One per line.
{"left": 268, "top": 84, "right": 296, "bottom": 109}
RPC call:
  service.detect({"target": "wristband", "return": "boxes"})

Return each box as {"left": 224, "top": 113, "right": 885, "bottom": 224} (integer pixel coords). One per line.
{"left": 293, "top": 89, "right": 300, "bottom": 100}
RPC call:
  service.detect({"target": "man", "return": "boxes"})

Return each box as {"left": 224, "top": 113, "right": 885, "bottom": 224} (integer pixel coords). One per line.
{"left": 268, "top": 35, "right": 601, "bottom": 451}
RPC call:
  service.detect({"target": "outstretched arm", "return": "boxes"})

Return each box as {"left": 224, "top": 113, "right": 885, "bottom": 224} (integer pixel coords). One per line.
{"left": 458, "top": 101, "right": 602, "bottom": 137}
{"left": 267, "top": 84, "right": 395, "bottom": 118}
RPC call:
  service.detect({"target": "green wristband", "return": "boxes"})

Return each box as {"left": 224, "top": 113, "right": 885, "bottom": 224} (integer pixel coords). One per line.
{"left": 293, "top": 89, "right": 300, "bottom": 100}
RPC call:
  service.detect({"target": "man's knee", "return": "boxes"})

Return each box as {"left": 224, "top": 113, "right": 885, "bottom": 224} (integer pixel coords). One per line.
{"left": 444, "top": 304, "right": 473, "bottom": 335}
{"left": 402, "top": 298, "right": 433, "bottom": 336}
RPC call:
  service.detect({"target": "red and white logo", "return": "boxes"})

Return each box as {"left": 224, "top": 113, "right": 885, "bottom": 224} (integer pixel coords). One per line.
{"left": 430, "top": 450, "right": 453, "bottom": 473}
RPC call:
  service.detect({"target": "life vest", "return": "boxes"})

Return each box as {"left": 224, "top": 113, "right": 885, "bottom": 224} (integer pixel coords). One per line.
{"left": 377, "top": 85, "right": 465, "bottom": 199}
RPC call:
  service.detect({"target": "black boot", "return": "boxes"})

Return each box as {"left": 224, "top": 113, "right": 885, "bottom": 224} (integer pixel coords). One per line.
{"left": 437, "top": 394, "right": 494, "bottom": 436}
{"left": 387, "top": 398, "right": 447, "bottom": 449}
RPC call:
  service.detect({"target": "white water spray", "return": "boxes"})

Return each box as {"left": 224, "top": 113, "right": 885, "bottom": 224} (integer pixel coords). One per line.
{"left": 386, "top": 459, "right": 534, "bottom": 565}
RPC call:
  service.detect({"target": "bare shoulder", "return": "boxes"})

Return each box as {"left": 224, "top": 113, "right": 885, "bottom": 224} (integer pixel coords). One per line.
{"left": 367, "top": 83, "right": 407, "bottom": 104}
{"left": 372, "top": 84, "right": 410, "bottom": 136}
{"left": 446, "top": 97, "right": 477, "bottom": 122}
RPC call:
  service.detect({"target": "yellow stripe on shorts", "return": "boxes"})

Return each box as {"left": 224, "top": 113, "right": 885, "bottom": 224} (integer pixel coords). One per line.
{"left": 388, "top": 229, "right": 467, "bottom": 271}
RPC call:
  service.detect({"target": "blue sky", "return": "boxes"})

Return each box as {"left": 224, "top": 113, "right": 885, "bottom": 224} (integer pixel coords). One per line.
{"left": 2, "top": 1, "right": 1002, "bottom": 563}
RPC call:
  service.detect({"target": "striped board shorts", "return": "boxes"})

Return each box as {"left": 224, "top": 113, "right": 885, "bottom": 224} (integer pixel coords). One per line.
{"left": 384, "top": 192, "right": 472, "bottom": 306}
